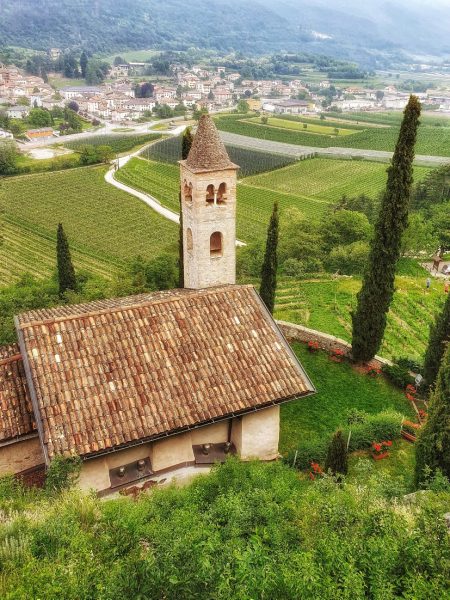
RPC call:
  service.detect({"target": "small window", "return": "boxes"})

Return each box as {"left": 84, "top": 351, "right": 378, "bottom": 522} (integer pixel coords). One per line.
{"left": 183, "top": 181, "right": 192, "bottom": 204}
{"left": 210, "top": 232, "right": 223, "bottom": 257}
{"left": 217, "top": 182, "right": 227, "bottom": 204}
{"left": 186, "top": 227, "right": 193, "bottom": 252}
{"left": 206, "top": 184, "right": 215, "bottom": 204}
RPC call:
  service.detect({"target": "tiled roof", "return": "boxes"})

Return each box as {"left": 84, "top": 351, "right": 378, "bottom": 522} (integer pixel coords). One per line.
{"left": 0, "top": 344, "right": 36, "bottom": 443}
{"left": 16, "top": 285, "right": 314, "bottom": 460}
{"left": 183, "top": 114, "right": 238, "bottom": 172}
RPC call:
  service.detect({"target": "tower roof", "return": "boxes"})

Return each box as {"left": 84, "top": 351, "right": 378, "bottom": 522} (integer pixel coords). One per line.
{"left": 184, "top": 114, "right": 238, "bottom": 172}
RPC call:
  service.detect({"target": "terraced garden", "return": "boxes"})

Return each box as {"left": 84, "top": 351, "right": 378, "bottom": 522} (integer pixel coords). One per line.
{"left": 274, "top": 272, "right": 446, "bottom": 361}
{"left": 214, "top": 113, "right": 450, "bottom": 156}
{"left": 0, "top": 166, "right": 177, "bottom": 285}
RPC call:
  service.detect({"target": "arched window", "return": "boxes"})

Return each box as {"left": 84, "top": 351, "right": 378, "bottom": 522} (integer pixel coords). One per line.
{"left": 186, "top": 228, "right": 193, "bottom": 252}
{"left": 183, "top": 181, "right": 192, "bottom": 204}
{"left": 206, "top": 184, "right": 215, "bottom": 204}
{"left": 210, "top": 232, "right": 223, "bottom": 257}
{"left": 217, "top": 182, "right": 227, "bottom": 204}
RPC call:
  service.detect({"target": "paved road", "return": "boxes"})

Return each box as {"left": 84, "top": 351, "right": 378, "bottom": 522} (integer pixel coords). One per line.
{"left": 219, "top": 131, "right": 450, "bottom": 167}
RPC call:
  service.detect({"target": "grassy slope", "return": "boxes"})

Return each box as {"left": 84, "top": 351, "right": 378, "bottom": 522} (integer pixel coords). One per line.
{"left": 0, "top": 166, "right": 177, "bottom": 285}
{"left": 280, "top": 343, "right": 413, "bottom": 453}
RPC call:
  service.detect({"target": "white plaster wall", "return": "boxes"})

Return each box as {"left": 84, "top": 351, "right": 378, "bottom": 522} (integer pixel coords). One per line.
{"left": 239, "top": 406, "right": 280, "bottom": 461}
{"left": 0, "top": 436, "right": 44, "bottom": 475}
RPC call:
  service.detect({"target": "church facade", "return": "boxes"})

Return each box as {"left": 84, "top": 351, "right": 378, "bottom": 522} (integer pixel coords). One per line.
{"left": 0, "top": 116, "right": 315, "bottom": 495}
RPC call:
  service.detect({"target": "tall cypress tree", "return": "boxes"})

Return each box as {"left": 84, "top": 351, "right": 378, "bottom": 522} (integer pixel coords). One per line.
{"left": 57, "top": 223, "right": 77, "bottom": 297}
{"left": 352, "top": 96, "right": 421, "bottom": 362}
{"left": 178, "top": 127, "right": 194, "bottom": 288}
{"left": 423, "top": 292, "right": 450, "bottom": 388}
{"left": 325, "top": 430, "right": 348, "bottom": 477}
{"left": 79, "top": 51, "right": 88, "bottom": 79}
{"left": 259, "top": 201, "right": 279, "bottom": 314}
{"left": 415, "top": 343, "right": 450, "bottom": 486}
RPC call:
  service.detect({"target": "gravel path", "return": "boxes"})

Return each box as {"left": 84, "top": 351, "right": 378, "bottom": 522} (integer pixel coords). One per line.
{"left": 219, "top": 131, "right": 449, "bottom": 167}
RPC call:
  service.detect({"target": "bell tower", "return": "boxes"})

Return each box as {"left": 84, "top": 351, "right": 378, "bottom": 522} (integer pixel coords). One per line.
{"left": 179, "top": 115, "right": 239, "bottom": 289}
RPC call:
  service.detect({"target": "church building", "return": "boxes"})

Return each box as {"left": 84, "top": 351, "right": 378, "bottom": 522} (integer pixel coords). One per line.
{"left": 0, "top": 115, "right": 315, "bottom": 495}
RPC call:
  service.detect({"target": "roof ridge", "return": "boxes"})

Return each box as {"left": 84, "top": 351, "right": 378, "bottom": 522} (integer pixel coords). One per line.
{"left": 16, "top": 285, "right": 253, "bottom": 329}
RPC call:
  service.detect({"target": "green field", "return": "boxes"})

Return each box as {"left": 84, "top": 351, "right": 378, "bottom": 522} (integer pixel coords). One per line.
{"left": 245, "top": 158, "right": 431, "bottom": 203}
{"left": 245, "top": 116, "right": 357, "bottom": 136}
{"left": 274, "top": 271, "right": 446, "bottom": 361}
{"left": 0, "top": 167, "right": 177, "bottom": 285}
{"left": 64, "top": 133, "right": 161, "bottom": 154}
{"left": 215, "top": 113, "right": 450, "bottom": 156}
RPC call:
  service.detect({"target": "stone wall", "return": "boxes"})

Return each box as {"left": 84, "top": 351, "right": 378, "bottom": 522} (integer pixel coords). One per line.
{"left": 277, "top": 320, "right": 392, "bottom": 368}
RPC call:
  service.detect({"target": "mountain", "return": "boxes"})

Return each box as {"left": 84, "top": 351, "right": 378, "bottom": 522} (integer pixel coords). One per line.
{"left": 0, "top": 0, "right": 448, "bottom": 64}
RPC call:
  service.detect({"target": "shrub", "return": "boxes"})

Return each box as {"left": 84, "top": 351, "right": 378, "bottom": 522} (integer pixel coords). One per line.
{"left": 281, "top": 258, "right": 305, "bottom": 278}
{"left": 326, "top": 241, "right": 370, "bottom": 275}
{"left": 284, "top": 438, "right": 328, "bottom": 470}
{"left": 396, "top": 356, "right": 423, "bottom": 373}
{"left": 344, "top": 411, "right": 403, "bottom": 452}
{"left": 382, "top": 363, "right": 415, "bottom": 389}
{"left": 346, "top": 408, "right": 368, "bottom": 425}
{"left": 325, "top": 430, "right": 348, "bottom": 476}
{"left": 45, "top": 455, "right": 82, "bottom": 494}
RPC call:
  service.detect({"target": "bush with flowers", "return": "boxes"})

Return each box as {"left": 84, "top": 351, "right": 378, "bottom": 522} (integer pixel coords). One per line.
{"left": 372, "top": 440, "right": 392, "bottom": 460}
{"left": 307, "top": 340, "right": 319, "bottom": 353}
{"left": 330, "top": 347, "right": 345, "bottom": 363}
{"left": 309, "top": 461, "right": 323, "bottom": 480}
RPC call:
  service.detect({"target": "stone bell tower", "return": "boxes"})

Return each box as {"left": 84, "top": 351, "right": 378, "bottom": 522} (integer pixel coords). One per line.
{"left": 179, "top": 115, "right": 239, "bottom": 289}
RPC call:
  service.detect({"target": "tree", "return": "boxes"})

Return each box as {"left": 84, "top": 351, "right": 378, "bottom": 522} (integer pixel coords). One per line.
{"left": 0, "top": 141, "right": 18, "bottom": 175}
{"left": 28, "top": 107, "right": 52, "bottom": 128}
{"left": 325, "top": 430, "right": 348, "bottom": 477}
{"left": 57, "top": 223, "right": 77, "bottom": 296}
{"left": 80, "top": 51, "right": 88, "bottom": 79}
{"left": 423, "top": 292, "right": 450, "bottom": 388}
{"left": 321, "top": 210, "right": 371, "bottom": 253}
{"left": 351, "top": 96, "right": 421, "bottom": 362}
{"left": 63, "top": 108, "right": 83, "bottom": 132}
{"left": 415, "top": 344, "right": 450, "bottom": 486}
{"left": 85, "top": 60, "right": 109, "bottom": 85}
{"left": 400, "top": 213, "right": 439, "bottom": 257}
{"left": 181, "top": 127, "right": 193, "bottom": 161}
{"left": 135, "top": 82, "right": 154, "bottom": 98}
{"left": 178, "top": 126, "right": 194, "bottom": 287}
{"left": 237, "top": 99, "right": 250, "bottom": 113}
{"left": 259, "top": 201, "right": 279, "bottom": 314}
{"left": 79, "top": 145, "right": 98, "bottom": 165}
{"left": 96, "top": 145, "right": 114, "bottom": 164}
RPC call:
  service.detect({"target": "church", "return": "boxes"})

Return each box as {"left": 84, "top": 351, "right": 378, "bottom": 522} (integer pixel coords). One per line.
{"left": 0, "top": 115, "right": 315, "bottom": 495}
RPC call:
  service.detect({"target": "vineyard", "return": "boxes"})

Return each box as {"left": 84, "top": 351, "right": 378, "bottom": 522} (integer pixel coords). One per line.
{"left": 244, "top": 116, "right": 357, "bottom": 137}
{"left": 141, "top": 135, "right": 297, "bottom": 177}
{"left": 0, "top": 166, "right": 177, "bottom": 285}
{"left": 274, "top": 271, "right": 446, "bottom": 361}
{"left": 245, "top": 158, "right": 431, "bottom": 203}
{"left": 214, "top": 114, "right": 450, "bottom": 156}
{"left": 64, "top": 133, "right": 162, "bottom": 154}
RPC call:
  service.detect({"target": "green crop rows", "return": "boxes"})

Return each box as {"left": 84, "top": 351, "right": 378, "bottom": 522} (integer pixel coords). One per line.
{"left": 274, "top": 274, "right": 446, "bottom": 361}
{"left": 0, "top": 166, "right": 177, "bottom": 285}
{"left": 214, "top": 114, "right": 450, "bottom": 157}
{"left": 141, "top": 135, "right": 297, "bottom": 177}
{"left": 64, "top": 133, "right": 161, "bottom": 154}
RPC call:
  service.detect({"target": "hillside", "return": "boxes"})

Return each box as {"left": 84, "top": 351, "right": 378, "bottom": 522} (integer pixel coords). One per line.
{"left": 1, "top": 0, "right": 449, "bottom": 63}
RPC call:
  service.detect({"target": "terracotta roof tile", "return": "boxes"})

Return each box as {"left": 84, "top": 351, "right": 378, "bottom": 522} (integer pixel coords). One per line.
{"left": 0, "top": 344, "right": 36, "bottom": 443}
{"left": 16, "top": 285, "right": 314, "bottom": 459}
{"left": 183, "top": 114, "right": 238, "bottom": 172}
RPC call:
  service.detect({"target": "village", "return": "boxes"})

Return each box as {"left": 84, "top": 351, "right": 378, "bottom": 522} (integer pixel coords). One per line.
{"left": 2, "top": 55, "right": 450, "bottom": 143}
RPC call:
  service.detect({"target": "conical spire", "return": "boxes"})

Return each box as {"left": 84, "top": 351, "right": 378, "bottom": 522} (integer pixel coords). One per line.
{"left": 185, "top": 114, "right": 237, "bottom": 172}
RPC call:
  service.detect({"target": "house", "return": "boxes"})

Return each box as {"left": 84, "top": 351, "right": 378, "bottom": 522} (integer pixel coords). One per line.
{"left": 0, "top": 116, "right": 315, "bottom": 495}
{"left": 6, "top": 105, "right": 30, "bottom": 119}
{"left": 25, "top": 128, "right": 55, "bottom": 141}
{"left": 262, "top": 99, "right": 310, "bottom": 114}
{"left": 62, "top": 86, "right": 102, "bottom": 100}
{"left": 0, "top": 129, "right": 13, "bottom": 139}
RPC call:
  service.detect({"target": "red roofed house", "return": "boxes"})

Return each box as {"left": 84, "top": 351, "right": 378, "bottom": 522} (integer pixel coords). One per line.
{"left": 0, "top": 115, "right": 315, "bottom": 495}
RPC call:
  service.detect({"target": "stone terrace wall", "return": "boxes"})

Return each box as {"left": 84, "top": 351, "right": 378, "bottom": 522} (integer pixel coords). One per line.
{"left": 277, "top": 320, "right": 393, "bottom": 369}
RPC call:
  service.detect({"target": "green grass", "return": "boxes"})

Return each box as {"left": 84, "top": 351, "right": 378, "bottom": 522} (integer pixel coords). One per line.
{"left": 215, "top": 113, "right": 450, "bottom": 156}
{"left": 245, "top": 116, "right": 357, "bottom": 136}
{"left": 64, "top": 133, "right": 161, "bottom": 154}
{"left": 0, "top": 166, "right": 177, "bottom": 285}
{"left": 274, "top": 273, "right": 446, "bottom": 361}
{"left": 280, "top": 343, "right": 413, "bottom": 452}
{"left": 245, "top": 158, "right": 430, "bottom": 203}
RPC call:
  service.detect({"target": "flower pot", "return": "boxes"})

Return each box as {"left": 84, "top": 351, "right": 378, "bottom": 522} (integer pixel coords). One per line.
{"left": 372, "top": 451, "right": 389, "bottom": 461}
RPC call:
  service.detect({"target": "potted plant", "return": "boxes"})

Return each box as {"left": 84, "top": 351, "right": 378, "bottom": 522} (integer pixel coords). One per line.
{"left": 372, "top": 440, "right": 392, "bottom": 460}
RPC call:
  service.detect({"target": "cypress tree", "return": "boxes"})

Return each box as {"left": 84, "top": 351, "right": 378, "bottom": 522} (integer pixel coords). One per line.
{"left": 423, "top": 292, "right": 450, "bottom": 388}
{"left": 79, "top": 51, "right": 88, "bottom": 79}
{"left": 415, "top": 343, "right": 450, "bottom": 486}
{"left": 57, "top": 223, "right": 77, "bottom": 297}
{"left": 324, "top": 430, "right": 348, "bottom": 477}
{"left": 259, "top": 201, "right": 279, "bottom": 314}
{"left": 352, "top": 96, "right": 421, "bottom": 362}
{"left": 181, "top": 126, "right": 193, "bottom": 160}
{"left": 178, "top": 127, "right": 193, "bottom": 288}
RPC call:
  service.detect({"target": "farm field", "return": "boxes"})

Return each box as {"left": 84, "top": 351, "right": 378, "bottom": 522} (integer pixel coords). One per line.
{"left": 245, "top": 158, "right": 431, "bottom": 203}
{"left": 116, "top": 156, "right": 431, "bottom": 242}
{"left": 64, "top": 133, "right": 161, "bottom": 154}
{"left": 274, "top": 271, "right": 446, "bottom": 361}
{"left": 142, "top": 135, "right": 298, "bottom": 177}
{"left": 214, "top": 113, "right": 450, "bottom": 156}
{"left": 0, "top": 166, "right": 177, "bottom": 285}
{"left": 245, "top": 116, "right": 357, "bottom": 136}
